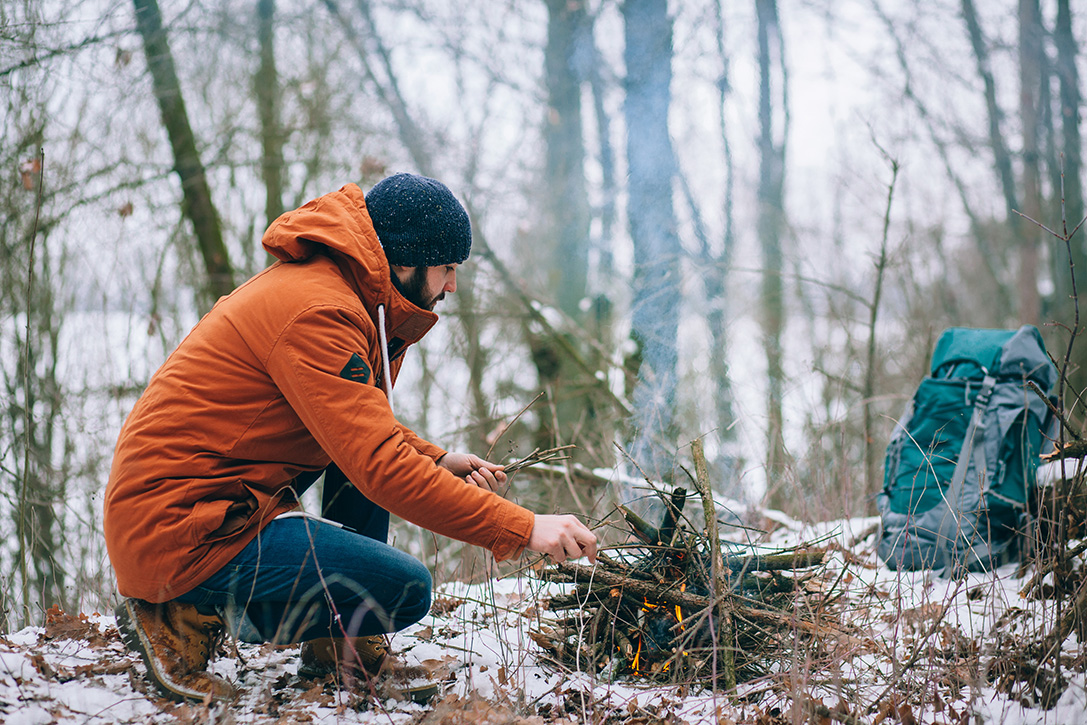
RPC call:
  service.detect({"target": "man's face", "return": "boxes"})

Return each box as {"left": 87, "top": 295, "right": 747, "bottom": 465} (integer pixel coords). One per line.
{"left": 391, "top": 264, "right": 458, "bottom": 311}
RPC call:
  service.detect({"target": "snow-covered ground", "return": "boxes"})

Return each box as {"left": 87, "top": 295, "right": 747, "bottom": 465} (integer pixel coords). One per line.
{"left": 2, "top": 514, "right": 1085, "bottom": 724}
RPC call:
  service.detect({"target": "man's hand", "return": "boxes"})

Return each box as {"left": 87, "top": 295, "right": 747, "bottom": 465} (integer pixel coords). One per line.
{"left": 527, "top": 514, "right": 598, "bottom": 564}
{"left": 438, "top": 452, "right": 507, "bottom": 493}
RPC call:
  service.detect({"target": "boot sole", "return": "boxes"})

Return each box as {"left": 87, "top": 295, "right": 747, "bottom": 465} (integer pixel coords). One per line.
{"left": 115, "top": 600, "right": 234, "bottom": 704}
{"left": 404, "top": 681, "right": 440, "bottom": 703}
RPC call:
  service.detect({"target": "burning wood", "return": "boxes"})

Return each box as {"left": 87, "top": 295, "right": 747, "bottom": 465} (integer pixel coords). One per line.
{"left": 532, "top": 462, "right": 850, "bottom": 687}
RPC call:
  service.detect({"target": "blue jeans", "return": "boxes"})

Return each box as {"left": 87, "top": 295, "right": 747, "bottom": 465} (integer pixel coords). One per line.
{"left": 175, "top": 465, "right": 431, "bottom": 643}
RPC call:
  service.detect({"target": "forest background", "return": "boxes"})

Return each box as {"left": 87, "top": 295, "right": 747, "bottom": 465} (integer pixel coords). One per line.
{"left": 0, "top": 0, "right": 1084, "bottom": 635}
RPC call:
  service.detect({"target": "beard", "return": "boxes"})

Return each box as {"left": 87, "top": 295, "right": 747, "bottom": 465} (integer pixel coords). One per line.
{"left": 392, "top": 266, "right": 444, "bottom": 311}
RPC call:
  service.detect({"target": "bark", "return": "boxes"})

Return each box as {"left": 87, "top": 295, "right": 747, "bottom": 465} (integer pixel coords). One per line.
{"left": 1054, "top": 0, "right": 1086, "bottom": 383}
{"left": 531, "top": 0, "right": 605, "bottom": 461}
{"left": 587, "top": 35, "right": 618, "bottom": 279}
{"left": 692, "top": 439, "right": 737, "bottom": 690}
{"left": 545, "top": 0, "right": 590, "bottom": 320}
{"left": 256, "top": 0, "right": 285, "bottom": 235}
{"left": 1018, "top": 0, "right": 1043, "bottom": 325}
{"left": 756, "top": 0, "right": 789, "bottom": 510}
{"left": 961, "top": 0, "right": 1021, "bottom": 233}
{"left": 623, "top": 0, "right": 681, "bottom": 481}
{"left": 1055, "top": 0, "right": 1084, "bottom": 237}
{"left": 132, "top": 0, "right": 234, "bottom": 303}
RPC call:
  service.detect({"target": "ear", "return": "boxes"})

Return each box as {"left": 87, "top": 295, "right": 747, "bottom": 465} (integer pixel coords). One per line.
{"left": 390, "top": 264, "right": 412, "bottom": 284}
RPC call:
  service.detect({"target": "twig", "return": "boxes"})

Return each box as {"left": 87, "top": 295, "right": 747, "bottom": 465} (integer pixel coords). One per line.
{"left": 864, "top": 150, "right": 899, "bottom": 505}
{"left": 1021, "top": 538, "right": 1087, "bottom": 596}
{"left": 503, "top": 445, "right": 576, "bottom": 474}
{"left": 690, "top": 438, "right": 736, "bottom": 691}
{"left": 1029, "top": 380, "right": 1082, "bottom": 443}
{"left": 485, "top": 391, "right": 545, "bottom": 461}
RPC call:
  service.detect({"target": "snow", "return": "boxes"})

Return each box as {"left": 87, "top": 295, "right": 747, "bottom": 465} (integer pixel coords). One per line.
{"left": 1, "top": 515, "right": 1084, "bottom": 723}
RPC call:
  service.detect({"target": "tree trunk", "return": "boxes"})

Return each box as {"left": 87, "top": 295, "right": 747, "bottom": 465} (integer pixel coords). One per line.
{"left": 623, "top": 0, "right": 681, "bottom": 482}
{"left": 545, "top": 0, "right": 591, "bottom": 320}
{"left": 756, "top": 0, "right": 790, "bottom": 511}
{"left": 710, "top": 0, "right": 738, "bottom": 489}
{"left": 1018, "top": 0, "right": 1043, "bottom": 325}
{"left": 1053, "top": 0, "right": 1086, "bottom": 401}
{"left": 588, "top": 36, "right": 618, "bottom": 280}
{"left": 256, "top": 0, "right": 285, "bottom": 238}
{"left": 132, "top": 0, "right": 234, "bottom": 304}
{"left": 961, "top": 0, "right": 1027, "bottom": 322}
{"left": 532, "top": 0, "right": 605, "bottom": 460}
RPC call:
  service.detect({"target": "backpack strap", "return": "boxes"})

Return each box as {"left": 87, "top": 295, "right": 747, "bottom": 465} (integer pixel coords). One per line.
{"left": 939, "top": 374, "right": 996, "bottom": 575}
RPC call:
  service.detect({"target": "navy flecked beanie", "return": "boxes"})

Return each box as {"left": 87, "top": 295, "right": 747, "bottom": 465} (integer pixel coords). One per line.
{"left": 365, "top": 173, "right": 472, "bottom": 267}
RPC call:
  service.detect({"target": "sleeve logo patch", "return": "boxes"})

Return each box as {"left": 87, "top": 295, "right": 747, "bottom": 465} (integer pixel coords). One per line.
{"left": 339, "top": 353, "right": 371, "bottom": 384}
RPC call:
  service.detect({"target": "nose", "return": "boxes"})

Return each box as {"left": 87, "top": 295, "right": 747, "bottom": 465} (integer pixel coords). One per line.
{"left": 445, "top": 270, "right": 457, "bottom": 294}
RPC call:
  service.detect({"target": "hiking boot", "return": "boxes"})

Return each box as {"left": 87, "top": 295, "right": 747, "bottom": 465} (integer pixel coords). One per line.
{"left": 298, "top": 635, "right": 389, "bottom": 679}
{"left": 115, "top": 598, "right": 237, "bottom": 703}
{"left": 298, "top": 636, "right": 440, "bottom": 703}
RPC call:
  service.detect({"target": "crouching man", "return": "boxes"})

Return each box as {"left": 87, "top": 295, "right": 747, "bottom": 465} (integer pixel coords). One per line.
{"left": 104, "top": 174, "right": 597, "bottom": 702}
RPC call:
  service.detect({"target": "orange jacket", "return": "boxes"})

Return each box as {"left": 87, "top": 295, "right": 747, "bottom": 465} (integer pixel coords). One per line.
{"left": 104, "top": 184, "right": 535, "bottom": 602}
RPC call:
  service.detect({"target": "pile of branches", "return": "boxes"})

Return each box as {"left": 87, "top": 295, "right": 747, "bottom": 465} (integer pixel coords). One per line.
{"left": 531, "top": 441, "right": 854, "bottom": 687}
{"left": 993, "top": 442, "right": 1087, "bottom": 708}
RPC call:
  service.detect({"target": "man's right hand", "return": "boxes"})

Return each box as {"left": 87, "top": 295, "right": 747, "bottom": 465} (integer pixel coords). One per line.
{"left": 526, "top": 514, "right": 598, "bottom": 564}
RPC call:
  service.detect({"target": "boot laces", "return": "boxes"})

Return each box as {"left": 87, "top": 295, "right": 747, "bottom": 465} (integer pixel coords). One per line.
{"left": 191, "top": 610, "right": 226, "bottom": 663}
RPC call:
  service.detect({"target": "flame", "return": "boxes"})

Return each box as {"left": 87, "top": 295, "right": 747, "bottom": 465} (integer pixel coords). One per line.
{"left": 630, "top": 582, "right": 689, "bottom": 675}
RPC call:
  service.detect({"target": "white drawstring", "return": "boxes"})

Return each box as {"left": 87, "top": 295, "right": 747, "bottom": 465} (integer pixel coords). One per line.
{"left": 376, "top": 303, "right": 395, "bottom": 415}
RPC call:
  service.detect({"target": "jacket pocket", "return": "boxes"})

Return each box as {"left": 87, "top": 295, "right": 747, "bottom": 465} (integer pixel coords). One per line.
{"left": 189, "top": 484, "right": 261, "bottom": 546}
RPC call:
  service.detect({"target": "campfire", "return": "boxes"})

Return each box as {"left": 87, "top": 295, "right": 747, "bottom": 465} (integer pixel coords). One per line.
{"left": 531, "top": 444, "right": 849, "bottom": 686}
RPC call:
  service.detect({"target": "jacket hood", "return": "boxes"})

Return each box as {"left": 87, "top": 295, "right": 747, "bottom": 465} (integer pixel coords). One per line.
{"left": 261, "top": 183, "right": 438, "bottom": 345}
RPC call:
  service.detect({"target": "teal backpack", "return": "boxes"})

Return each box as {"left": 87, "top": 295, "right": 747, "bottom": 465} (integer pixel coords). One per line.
{"left": 877, "top": 326, "right": 1057, "bottom": 573}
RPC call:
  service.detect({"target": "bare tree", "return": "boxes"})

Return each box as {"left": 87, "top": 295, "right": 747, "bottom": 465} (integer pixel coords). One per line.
{"left": 544, "top": 0, "right": 590, "bottom": 320}
{"left": 708, "top": 0, "right": 738, "bottom": 483}
{"left": 623, "top": 0, "right": 682, "bottom": 483}
{"left": 0, "top": 6, "right": 71, "bottom": 626}
{"left": 756, "top": 0, "right": 790, "bottom": 510}
{"left": 1053, "top": 0, "right": 1087, "bottom": 397}
{"left": 526, "top": 0, "right": 613, "bottom": 461}
{"left": 1018, "top": 0, "right": 1043, "bottom": 325}
{"left": 256, "top": 0, "right": 285, "bottom": 236}
{"left": 132, "top": 0, "right": 235, "bottom": 305}
{"left": 321, "top": 0, "right": 434, "bottom": 176}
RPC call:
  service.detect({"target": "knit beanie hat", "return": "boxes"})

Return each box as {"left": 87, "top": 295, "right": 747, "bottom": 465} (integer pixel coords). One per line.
{"left": 365, "top": 173, "right": 472, "bottom": 267}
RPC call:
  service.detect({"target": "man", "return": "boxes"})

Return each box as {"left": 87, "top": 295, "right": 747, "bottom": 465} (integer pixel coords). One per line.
{"left": 104, "top": 173, "right": 597, "bottom": 703}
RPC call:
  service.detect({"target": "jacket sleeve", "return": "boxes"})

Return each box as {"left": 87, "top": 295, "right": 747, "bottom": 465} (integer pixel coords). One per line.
{"left": 264, "top": 303, "right": 533, "bottom": 560}
{"left": 396, "top": 423, "right": 446, "bottom": 460}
